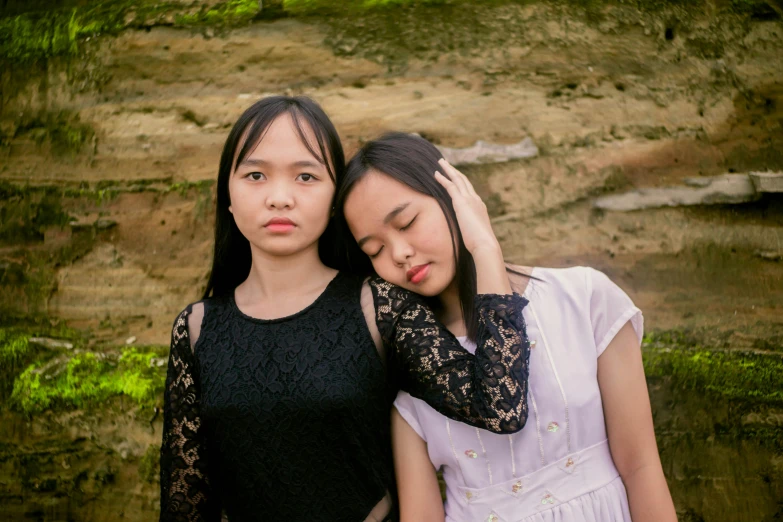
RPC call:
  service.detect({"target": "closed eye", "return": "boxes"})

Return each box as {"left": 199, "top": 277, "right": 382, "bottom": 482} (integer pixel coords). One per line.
{"left": 369, "top": 246, "right": 384, "bottom": 259}
{"left": 400, "top": 216, "right": 417, "bottom": 231}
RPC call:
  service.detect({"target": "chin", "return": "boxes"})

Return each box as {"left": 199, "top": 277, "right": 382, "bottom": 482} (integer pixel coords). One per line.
{"left": 395, "top": 279, "right": 444, "bottom": 297}
{"left": 257, "top": 239, "right": 315, "bottom": 257}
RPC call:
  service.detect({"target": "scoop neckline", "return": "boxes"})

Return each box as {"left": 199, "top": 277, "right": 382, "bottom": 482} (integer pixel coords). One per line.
{"left": 457, "top": 266, "right": 537, "bottom": 342}
{"left": 229, "top": 271, "right": 344, "bottom": 324}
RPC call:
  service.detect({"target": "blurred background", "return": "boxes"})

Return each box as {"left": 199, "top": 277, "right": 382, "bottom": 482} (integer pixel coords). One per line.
{"left": 1, "top": 0, "right": 782, "bottom": 520}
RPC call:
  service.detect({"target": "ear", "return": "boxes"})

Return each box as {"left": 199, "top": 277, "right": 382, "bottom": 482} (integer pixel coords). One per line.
{"left": 228, "top": 205, "right": 233, "bottom": 214}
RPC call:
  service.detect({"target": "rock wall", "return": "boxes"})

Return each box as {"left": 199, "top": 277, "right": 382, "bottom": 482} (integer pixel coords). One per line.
{"left": 2, "top": 1, "right": 782, "bottom": 520}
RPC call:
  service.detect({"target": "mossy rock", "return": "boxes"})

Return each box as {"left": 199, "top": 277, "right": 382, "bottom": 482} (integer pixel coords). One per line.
{"left": 642, "top": 337, "right": 783, "bottom": 405}
{"left": 138, "top": 443, "right": 160, "bottom": 484}
{"left": 0, "top": 322, "right": 85, "bottom": 402}
{"left": 9, "top": 345, "right": 168, "bottom": 415}
{"left": 0, "top": 186, "right": 72, "bottom": 243}
{"left": 0, "top": 329, "right": 32, "bottom": 401}
{"left": 2, "top": 0, "right": 777, "bottom": 67}
{"left": 8, "top": 110, "right": 95, "bottom": 157}
{"left": 0, "top": 0, "right": 263, "bottom": 64}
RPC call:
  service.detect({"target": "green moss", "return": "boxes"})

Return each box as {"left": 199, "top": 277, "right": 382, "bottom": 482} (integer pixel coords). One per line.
{"left": 0, "top": 323, "right": 85, "bottom": 402}
{"left": 0, "top": 329, "right": 31, "bottom": 399}
{"left": 644, "top": 330, "right": 783, "bottom": 453}
{"left": 0, "top": 1, "right": 261, "bottom": 64}
{"left": 729, "top": 0, "right": 781, "bottom": 16}
{"left": 12, "top": 111, "right": 94, "bottom": 157}
{"left": 3, "top": 0, "right": 775, "bottom": 64}
{"left": 0, "top": 188, "right": 72, "bottom": 243}
{"left": 10, "top": 346, "right": 168, "bottom": 415}
{"left": 642, "top": 329, "right": 702, "bottom": 348}
{"left": 0, "top": 9, "right": 93, "bottom": 63}
{"left": 282, "top": 0, "right": 453, "bottom": 15}
{"left": 1, "top": 243, "right": 96, "bottom": 316}
{"left": 175, "top": 0, "right": 261, "bottom": 25}
{"left": 0, "top": 178, "right": 215, "bottom": 217}
{"left": 642, "top": 338, "right": 783, "bottom": 404}
{"left": 22, "top": 262, "right": 56, "bottom": 315}
{"left": 1, "top": 178, "right": 213, "bottom": 315}
{"left": 138, "top": 443, "right": 160, "bottom": 484}
{"left": 0, "top": 181, "right": 98, "bottom": 313}
{"left": 165, "top": 180, "right": 215, "bottom": 220}
{"left": 0, "top": 330, "right": 30, "bottom": 367}
{"left": 165, "top": 180, "right": 215, "bottom": 196}
{"left": 283, "top": 0, "right": 777, "bottom": 16}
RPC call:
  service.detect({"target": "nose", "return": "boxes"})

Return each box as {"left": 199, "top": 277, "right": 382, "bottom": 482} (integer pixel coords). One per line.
{"left": 265, "top": 180, "right": 294, "bottom": 210}
{"left": 389, "top": 238, "right": 414, "bottom": 267}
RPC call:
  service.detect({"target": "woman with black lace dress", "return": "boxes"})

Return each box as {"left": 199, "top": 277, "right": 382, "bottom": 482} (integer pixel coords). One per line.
{"left": 159, "top": 96, "right": 532, "bottom": 522}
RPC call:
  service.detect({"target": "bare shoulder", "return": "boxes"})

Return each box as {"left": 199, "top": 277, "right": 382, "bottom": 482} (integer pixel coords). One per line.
{"left": 171, "top": 301, "right": 205, "bottom": 353}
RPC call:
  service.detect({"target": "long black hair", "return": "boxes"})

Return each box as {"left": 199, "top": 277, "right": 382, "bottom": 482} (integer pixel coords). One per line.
{"left": 334, "top": 132, "right": 484, "bottom": 341}
{"left": 203, "top": 95, "right": 345, "bottom": 299}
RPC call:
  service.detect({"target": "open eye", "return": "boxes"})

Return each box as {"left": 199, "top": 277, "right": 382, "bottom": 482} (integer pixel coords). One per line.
{"left": 297, "top": 173, "right": 317, "bottom": 182}
{"left": 400, "top": 216, "right": 417, "bottom": 231}
{"left": 246, "top": 172, "right": 265, "bottom": 181}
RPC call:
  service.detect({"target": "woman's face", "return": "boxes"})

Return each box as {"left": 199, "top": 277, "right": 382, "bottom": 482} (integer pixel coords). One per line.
{"left": 343, "top": 170, "right": 457, "bottom": 296}
{"left": 228, "top": 113, "right": 334, "bottom": 258}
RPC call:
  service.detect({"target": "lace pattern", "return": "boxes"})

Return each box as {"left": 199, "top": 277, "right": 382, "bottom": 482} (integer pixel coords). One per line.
{"left": 369, "top": 277, "right": 531, "bottom": 434}
{"left": 160, "top": 307, "right": 220, "bottom": 522}
{"left": 158, "top": 272, "right": 531, "bottom": 521}
{"left": 159, "top": 274, "right": 394, "bottom": 522}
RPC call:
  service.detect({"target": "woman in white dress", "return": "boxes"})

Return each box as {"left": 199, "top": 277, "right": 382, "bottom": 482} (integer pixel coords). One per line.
{"left": 335, "top": 133, "right": 677, "bottom": 522}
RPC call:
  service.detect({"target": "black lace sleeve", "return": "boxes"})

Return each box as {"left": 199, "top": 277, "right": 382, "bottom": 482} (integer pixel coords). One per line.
{"left": 160, "top": 307, "right": 221, "bottom": 522}
{"left": 370, "top": 277, "right": 530, "bottom": 434}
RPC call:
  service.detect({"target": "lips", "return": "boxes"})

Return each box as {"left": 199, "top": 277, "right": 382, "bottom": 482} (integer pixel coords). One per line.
{"left": 264, "top": 217, "right": 295, "bottom": 233}
{"left": 265, "top": 217, "right": 295, "bottom": 226}
{"left": 406, "top": 263, "right": 431, "bottom": 284}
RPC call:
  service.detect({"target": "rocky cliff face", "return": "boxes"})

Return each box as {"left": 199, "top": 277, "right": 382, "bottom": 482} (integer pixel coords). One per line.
{"left": 1, "top": 1, "right": 782, "bottom": 520}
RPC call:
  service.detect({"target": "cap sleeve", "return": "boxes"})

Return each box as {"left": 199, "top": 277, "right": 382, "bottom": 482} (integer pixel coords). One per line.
{"left": 393, "top": 391, "right": 427, "bottom": 441}
{"left": 587, "top": 268, "right": 644, "bottom": 357}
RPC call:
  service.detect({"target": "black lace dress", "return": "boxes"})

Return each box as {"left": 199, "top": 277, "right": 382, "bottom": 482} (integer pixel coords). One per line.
{"left": 160, "top": 272, "right": 530, "bottom": 522}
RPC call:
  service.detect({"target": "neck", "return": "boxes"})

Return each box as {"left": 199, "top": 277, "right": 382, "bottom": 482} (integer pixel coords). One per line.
{"left": 437, "top": 278, "right": 466, "bottom": 335}
{"left": 241, "top": 241, "right": 334, "bottom": 300}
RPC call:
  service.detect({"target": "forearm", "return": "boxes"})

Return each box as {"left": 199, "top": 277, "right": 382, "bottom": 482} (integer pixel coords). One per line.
{"left": 371, "top": 276, "right": 529, "bottom": 433}
{"left": 399, "top": 291, "right": 530, "bottom": 433}
{"left": 471, "top": 244, "right": 512, "bottom": 295}
{"left": 622, "top": 462, "right": 677, "bottom": 522}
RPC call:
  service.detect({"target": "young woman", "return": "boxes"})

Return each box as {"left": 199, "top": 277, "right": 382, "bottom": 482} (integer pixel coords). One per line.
{"left": 158, "top": 97, "right": 534, "bottom": 522}
{"left": 335, "top": 132, "right": 677, "bottom": 522}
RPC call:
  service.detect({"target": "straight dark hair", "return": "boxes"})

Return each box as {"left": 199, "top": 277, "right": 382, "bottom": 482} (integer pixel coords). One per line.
{"left": 334, "top": 132, "right": 483, "bottom": 341}
{"left": 203, "top": 96, "right": 346, "bottom": 299}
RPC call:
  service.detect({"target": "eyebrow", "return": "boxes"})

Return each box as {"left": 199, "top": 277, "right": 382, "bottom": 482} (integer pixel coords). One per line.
{"left": 356, "top": 202, "right": 410, "bottom": 248}
{"left": 237, "top": 158, "right": 323, "bottom": 169}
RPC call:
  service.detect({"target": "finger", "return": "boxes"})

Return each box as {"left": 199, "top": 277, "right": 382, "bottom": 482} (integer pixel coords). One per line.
{"left": 434, "top": 171, "right": 460, "bottom": 199}
{"left": 438, "top": 159, "right": 470, "bottom": 195}
{"left": 460, "top": 170, "right": 480, "bottom": 198}
{"left": 442, "top": 159, "right": 481, "bottom": 200}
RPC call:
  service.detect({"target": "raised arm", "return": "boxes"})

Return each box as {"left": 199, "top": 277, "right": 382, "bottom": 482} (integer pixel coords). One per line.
{"left": 370, "top": 277, "right": 530, "bottom": 433}
{"left": 160, "top": 305, "right": 221, "bottom": 522}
